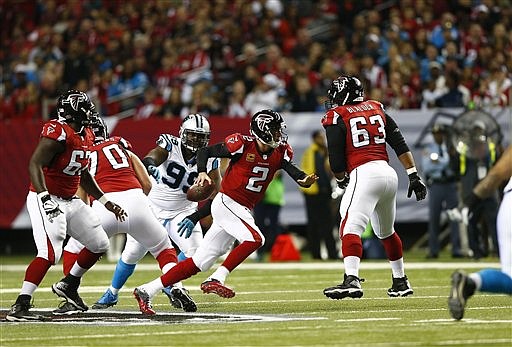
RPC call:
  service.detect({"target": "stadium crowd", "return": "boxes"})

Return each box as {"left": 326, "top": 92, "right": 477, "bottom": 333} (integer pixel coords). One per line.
{"left": 1, "top": 0, "right": 511, "bottom": 121}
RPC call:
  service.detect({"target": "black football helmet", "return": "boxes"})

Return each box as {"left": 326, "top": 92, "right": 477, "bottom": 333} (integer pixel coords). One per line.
{"left": 57, "top": 90, "right": 95, "bottom": 127}
{"left": 325, "top": 75, "right": 364, "bottom": 109}
{"left": 90, "top": 115, "right": 109, "bottom": 141}
{"left": 179, "top": 114, "right": 211, "bottom": 152}
{"left": 250, "top": 109, "right": 287, "bottom": 148}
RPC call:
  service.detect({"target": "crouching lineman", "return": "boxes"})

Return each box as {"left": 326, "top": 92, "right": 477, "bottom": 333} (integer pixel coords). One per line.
{"left": 58, "top": 115, "right": 180, "bottom": 314}
{"left": 6, "top": 91, "right": 126, "bottom": 321}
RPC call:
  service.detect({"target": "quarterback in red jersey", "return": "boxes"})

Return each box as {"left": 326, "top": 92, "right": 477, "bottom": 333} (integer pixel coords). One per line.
{"left": 132, "top": 110, "right": 318, "bottom": 315}
{"left": 321, "top": 76, "right": 427, "bottom": 300}
{"left": 6, "top": 90, "right": 126, "bottom": 322}
{"left": 59, "top": 116, "right": 180, "bottom": 315}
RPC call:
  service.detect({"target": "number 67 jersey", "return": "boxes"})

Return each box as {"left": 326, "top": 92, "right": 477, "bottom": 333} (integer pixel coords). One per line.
{"left": 322, "top": 99, "right": 390, "bottom": 173}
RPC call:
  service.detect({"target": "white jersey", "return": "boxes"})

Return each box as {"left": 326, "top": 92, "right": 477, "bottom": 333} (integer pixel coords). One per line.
{"left": 148, "top": 134, "right": 219, "bottom": 218}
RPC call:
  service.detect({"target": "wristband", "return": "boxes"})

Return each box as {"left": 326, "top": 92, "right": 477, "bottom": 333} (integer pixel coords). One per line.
{"left": 406, "top": 167, "right": 417, "bottom": 175}
{"left": 98, "top": 195, "right": 109, "bottom": 205}
{"left": 37, "top": 191, "right": 50, "bottom": 199}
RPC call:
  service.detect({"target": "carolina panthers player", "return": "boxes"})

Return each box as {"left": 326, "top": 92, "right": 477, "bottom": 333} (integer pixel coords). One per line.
{"left": 449, "top": 145, "right": 512, "bottom": 320}
{"left": 133, "top": 110, "right": 318, "bottom": 315}
{"left": 93, "top": 114, "right": 220, "bottom": 312}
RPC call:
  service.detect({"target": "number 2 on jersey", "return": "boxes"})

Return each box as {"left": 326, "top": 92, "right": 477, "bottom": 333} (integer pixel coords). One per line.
{"left": 246, "top": 166, "right": 269, "bottom": 192}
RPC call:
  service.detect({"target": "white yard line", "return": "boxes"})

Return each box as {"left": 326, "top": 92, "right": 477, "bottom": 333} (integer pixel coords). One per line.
{"left": 0, "top": 261, "right": 501, "bottom": 272}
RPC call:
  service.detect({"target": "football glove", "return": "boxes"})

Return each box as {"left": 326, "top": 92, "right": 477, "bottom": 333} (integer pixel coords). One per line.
{"left": 407, "top": 172, "right": 427, "bottom": 201}
{"left": 464, "top": 191, "right": 483, "bottom": 222}
{"left": 177, "top": 217, "right": 196, "bottom": 239}
{"left": 38, "top": 192, "right": 63, "bottom": 222}
{"left": 147, "top": 165, "right": 161, "bottom": 183}
{"left": 336, "top": 173, "right": 350, "bottom": 189}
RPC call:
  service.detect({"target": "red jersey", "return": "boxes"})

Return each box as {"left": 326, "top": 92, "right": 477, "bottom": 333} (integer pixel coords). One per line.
{"left": 88, "top": 136, "right": 142, "bottom": 193}
{"left": 322, "top": 100, "right": 389, "bottom": 172}
{"left": 29, "top": 119, "right": 94, "bottom": 199}
{"left": 221, "top": 133, "right": 293, "bottom": 209}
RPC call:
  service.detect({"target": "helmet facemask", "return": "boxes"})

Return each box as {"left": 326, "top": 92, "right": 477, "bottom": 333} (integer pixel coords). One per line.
{"left": 325, "top": 76, "right": 364, "bottom": 110}
{"left": 90, "top": 114, "right": 109, "bottom": 142}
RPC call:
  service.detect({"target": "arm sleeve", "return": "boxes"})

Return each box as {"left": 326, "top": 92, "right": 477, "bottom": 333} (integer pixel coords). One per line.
{"left": 282, "top": 160, "right": 307, "bottom": 182}
{"left": 325, "top": 124, "right": 347, "bottom": 173}
{"left": 197, "top": 143, "right": 232, "bottom": 173}
{"left": 385, "top": 113, "right": 410, "bottom": 157}
{"left": 141, "top": 157, "right": 157, "bottom": 170}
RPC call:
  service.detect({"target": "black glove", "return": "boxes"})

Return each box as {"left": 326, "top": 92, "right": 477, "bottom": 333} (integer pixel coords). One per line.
{"left": 38, "top": 192, "right": 63, "bottom": 222}
{"left": 407, "top": 172, "right": 427, "bottom": 201}
{"left": 464, "top": 191, "right": 484, "bottom": 221}
{"left": 464, "top": 191, "right": 482, "bottom": 210}
{"left": 336, "top": 173, "right": 350, "bottom": 189}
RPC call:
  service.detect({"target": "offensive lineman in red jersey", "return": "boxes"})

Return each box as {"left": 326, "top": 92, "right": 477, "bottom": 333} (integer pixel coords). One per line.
{"left": 6, "top": 90, "right": 126, "bottom": 322}
{"left": 132, "top": 110, "right": 318, "bottom": 315}
{"left": 321, "top": 76, "right": 427, "bottom": 300}
{"left": 57, "top": 116, "right": 181, "bottom": 314}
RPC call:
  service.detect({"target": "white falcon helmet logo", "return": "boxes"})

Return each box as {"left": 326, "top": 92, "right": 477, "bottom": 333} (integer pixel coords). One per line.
{"left": 64, "top": 93, "right": 87, "bottom": 111}
{"left": 256, "top": 114, "right": 274, "bottom": 131}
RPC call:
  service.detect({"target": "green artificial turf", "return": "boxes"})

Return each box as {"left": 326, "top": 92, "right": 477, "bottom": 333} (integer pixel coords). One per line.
{"left": 1, "top": 254, "right": 510, "bottom": 347}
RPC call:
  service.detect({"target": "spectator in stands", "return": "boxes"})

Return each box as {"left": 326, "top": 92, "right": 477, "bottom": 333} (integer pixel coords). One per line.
{"left": 244, "top": 73, "right": 284, "bottom": 115}
{"left": 435, "top": 71, "right": 470, "bottom": 108}
{"left": 361, "top": 53, "right": 387, "bottom": 92}
{"left": 134, "top": 87, "right": 164, "bottom": 121}
{"left": 422, "top": 79, "right": 442, "bottom": 110}
{"left": 289, "top": 75, "right": 319, "bottom": 112}
{"left": 487, "top": 64, "right": 511, "bottom": 107}
{"left": 226, "top": 80, "right": 250, "bottom": 118}
{"left": 1, "top": 1, "right": 511, "bottom": 121}
{"left": 161, "top": 86, "right": 185, "bottom": 119}
{"left": 429, "top": 62, "right": 447, "bottom": 96}
{"left": 430, "top": 12, "right": 459, "bottom": 50}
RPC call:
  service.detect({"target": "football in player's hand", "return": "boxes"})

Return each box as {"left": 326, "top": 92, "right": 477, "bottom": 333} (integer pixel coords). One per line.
{"left": 186, "top": 181, "right": 215, "bottom": 202}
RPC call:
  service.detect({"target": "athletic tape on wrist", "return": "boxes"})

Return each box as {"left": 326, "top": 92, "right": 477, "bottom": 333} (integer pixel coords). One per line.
{"left": 98, "top": 195, "right": 109, "bottom": 205}
{"left": 406, "top": 167, "right": 417, "bottom": 175}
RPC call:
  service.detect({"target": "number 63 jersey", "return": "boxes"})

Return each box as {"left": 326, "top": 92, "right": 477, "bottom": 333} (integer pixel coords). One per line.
{"left": 149, "top": 134, "right": 219, "bottom": 217}
{"left": 322, "top": 99, "right": 390, "bottom": 173}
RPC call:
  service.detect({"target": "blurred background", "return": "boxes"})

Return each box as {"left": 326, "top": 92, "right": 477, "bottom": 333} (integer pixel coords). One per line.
{"left": 0, "top": 0, "right": 510, "bottom": 259}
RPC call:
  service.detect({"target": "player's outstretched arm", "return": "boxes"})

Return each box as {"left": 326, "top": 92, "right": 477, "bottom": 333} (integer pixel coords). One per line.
{"left": 80, "top": 169, "right": 127, "bottom": 221}
{"left": 142, "top": 146, "right": 168, "bottom": 183}
{"left": 129, "top": 150, "right": 152, "bottom": 195}
{"left": 281, "top": 160, "right": 318, "bottom": 188}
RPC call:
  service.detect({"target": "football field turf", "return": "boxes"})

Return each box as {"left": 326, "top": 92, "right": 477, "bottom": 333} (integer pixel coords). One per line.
{"left": 1, "top": 255, "right": 511, "bottom": 347}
